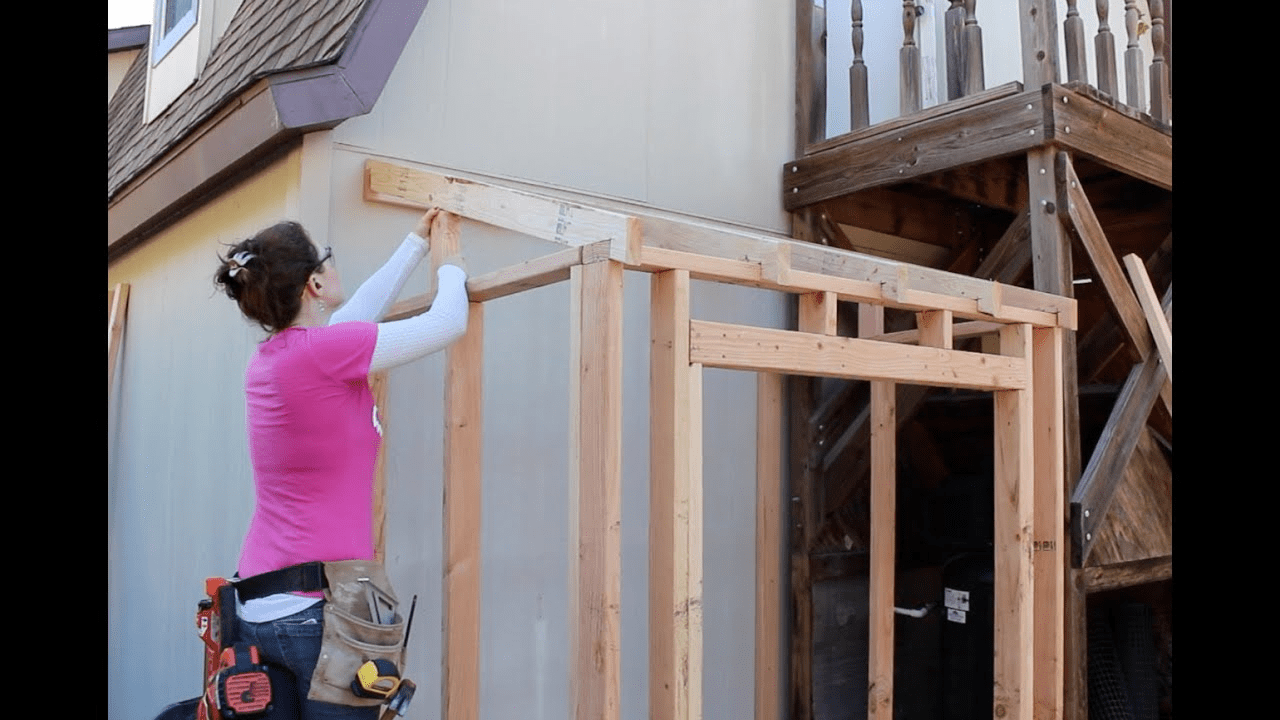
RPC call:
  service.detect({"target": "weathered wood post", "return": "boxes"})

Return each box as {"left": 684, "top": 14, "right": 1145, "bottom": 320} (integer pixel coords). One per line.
{"left": 900, "top": 1, "right": 922, "bottom": 114}
{"left": 962, "top": 1, "right": 985, "bottom": 96}
{"left": 1095, "top": 0, "right": 1118, "bottom": 96}
{"left": 1123, "top": 0, "right": 1146, "bottom": 109}
{"left": 850, "top": 0, "right": 870, "bottom": 130}
{"left": 1149, "top": 0, "right": 1171, "bottom": 122}
{"left": 1064, "top": 0, "right": 1088, "bottom": 82}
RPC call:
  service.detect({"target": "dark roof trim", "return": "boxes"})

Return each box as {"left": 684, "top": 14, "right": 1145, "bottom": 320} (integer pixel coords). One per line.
{"left": 108, "top": 0, "right": 429, "bottom": 260}
{"left": 109, "top": 25, "right": 149, "bottom": 52}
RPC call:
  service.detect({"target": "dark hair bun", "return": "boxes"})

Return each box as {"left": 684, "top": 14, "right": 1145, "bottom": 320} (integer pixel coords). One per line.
{"left": 214, "top": 222, "right": 321, "bottom": 333}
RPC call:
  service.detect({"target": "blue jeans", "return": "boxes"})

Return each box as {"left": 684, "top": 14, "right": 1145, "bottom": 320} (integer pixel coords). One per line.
{"left": 238, "top": 602, "right": 379, "bottom": 720}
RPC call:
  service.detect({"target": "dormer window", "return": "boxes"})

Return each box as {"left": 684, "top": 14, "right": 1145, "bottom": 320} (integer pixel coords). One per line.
{"left": 151, "top": 0, "right": 197, "bottom": 64}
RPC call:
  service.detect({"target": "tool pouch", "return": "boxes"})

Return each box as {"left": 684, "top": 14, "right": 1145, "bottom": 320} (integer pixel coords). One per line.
{"left": 306, "top": 560, "right": 406, "bottom": 707}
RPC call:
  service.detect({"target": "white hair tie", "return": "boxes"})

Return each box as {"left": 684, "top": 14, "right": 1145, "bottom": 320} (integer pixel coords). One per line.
{"left": 228, "top": 251, "right": 256, "bottom": 278}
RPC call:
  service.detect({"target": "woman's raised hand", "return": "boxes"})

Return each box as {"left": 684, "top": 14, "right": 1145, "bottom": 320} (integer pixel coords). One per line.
{"left": 414, "top": 208, "right": 441, "bottom": 241}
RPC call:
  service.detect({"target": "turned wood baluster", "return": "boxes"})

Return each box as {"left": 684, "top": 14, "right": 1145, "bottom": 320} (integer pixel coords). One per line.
{"left": 945, "top": 1, "right": 964, "bottom": 100}
{"left": 850, "top": 0, "right": 870, "bottom": 129}
{"left": 901, "top": 1, "right": 922, "bottom": 114}
{"left": 1149, "top": 0, "right": 1170, "bottom": 121}
{"left": 962, "top": 0, "right": 985, "bottom": 95}
{"left": 1064, "top": 0, "right": 1087, "bottom": 82}
{"left": 1094, "top": 0, "right": 1118, "bottom": 97}
{"left": 1123, "top": 0, "right": 1146, "bottom": 109}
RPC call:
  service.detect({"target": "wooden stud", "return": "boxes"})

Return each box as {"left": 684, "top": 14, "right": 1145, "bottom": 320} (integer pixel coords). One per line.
{"left": 867, "top": 379, "right": 895, "bottom": 719}
{"left": 858, "top": 304, "right": 885, "bottom": 338}
{"left": 993, "top": 324, "right": 1034, "bottom": 720}
{"left": 690, "top": 321, "right": 1027, "bottom": 391}
{"left": 108, "top": 283, "right": 131, "bottom": 392}
{"left": 650, "top": 269, "right": 703, "bottom": 720}
{"left": 874, "top": 320, "right": 1001, "bottom": 345}
{"left": 755, "top": 372, "right": 785, "bottom": 720}
{"left": 1122, "top": 254, "right": 1173, "bottom": 382}
{"left": 370, "top": 372, "right": 389, "bottom": 562}
{"left": 1056, "top": 152, "right": 1153, "bottom": 362}
{"left": 437, "top": 209, "right": 483, "bottom": 720}
{"left": 1032, "top": 327, "right": 1065, "bottom": 720}
{"left": 569, "top": 261, "right": 624, "bottom": 720}
{"left": 916, "top": 309, "right": 953, "bottom": 349}
{"left": 799, "top": 291, "right": 838, "bottom": 337}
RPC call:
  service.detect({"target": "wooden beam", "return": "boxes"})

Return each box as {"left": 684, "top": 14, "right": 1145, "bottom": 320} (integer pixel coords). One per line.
{"left": 1049, "top": 85, "right": 1172, "bottom": 191}
{"left": 1056, "top": 152, "right": 1153, "bottom": 362}
{"left": 1018, "top": 0, "right": 1060, "bottom": 87}
{"left": 755, "top": 371, "right": 784, "bottom": 720}
{"left": 108, "top": 283, "right": 131, "bottom": 392}
{"left": 364, "top": 160, "right": 640, "bottom": 263}
{"left": 867, "top": 379, "right": 895, "bottom": 720}
{"left": 1083, "top": 556, "right": 1172, "bottom": 593}
{"left": 438, "top": 210, "right": 483, "bottom": 720}
{"left": 569, "top": 260, "right": 624, "bottom": 720}
{"left": 784, "top": 89, "right": 1045, "bottom": 209}
{"left": 650, "top": 269, "right": 703, "bottom": 720}
{"left": 1032, "top": 327, "right": 1065, "bottom": 720}
{"left": 1123, "top": 254, "right": 1173, "bottom": 382}
{"left": 690, "top": 321, "right": 1027, "bottom": 391}
{"left": 1071, "top": 356, "right": 1166, "bottom": 565}
{"left": 993, "top": 324, "right": 1034, "bottom": 720}
{"left": 874, "top": 320, "right": 1002, "bottom": 345}
{"left": 370, "top": 372, "right": 389, "bottom": 562}
{"left": 916, "top": 310, "right": 953, "bottom": 349}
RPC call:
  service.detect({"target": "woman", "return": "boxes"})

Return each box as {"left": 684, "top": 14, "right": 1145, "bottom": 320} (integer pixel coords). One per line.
{"left": 213, "top": 209, "right": 467, "bottom": 718}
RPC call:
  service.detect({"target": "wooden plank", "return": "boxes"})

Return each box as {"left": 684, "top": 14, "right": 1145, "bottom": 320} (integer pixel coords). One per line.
{"left": 650, "top": 269, "right": 703, "bottom": 720}
{"left": 1056, "top": 152, "right": 1153, "bottom": 362}
{"left": 1122, "top": 254, "right": 1173, "bottom": 382}
{"left": 1083, "top": 556, "right": 1172, "bottom": 593}
{"left": 370, "top": 372, "right": 389, "bottom": 562}
{"left": 784, "top": 90, "right": 1046, "bottom": 209}
{"left": 364, "top": 160, "right": 639, "bottom": 263}
{"left": 1086, "top": 427, "right": 1173, "bottom": 567}
{"left": 755, "top": 372, "right": 785, "bottom": 720}
{"left": 805, "top": 81, "right": 1024, "bottom": 157}
{"left": 569, "top": 260, "right": 624, "bottom": 720}
{"left": 690, "top": 321, "right": 1027, "bottom": 391}
{"left": 916, "top": 310, "right": 953, "bottom": 348}
{"left": 1018, "top": 0, "right": 1061, "bottom": 87}
{"left": 867, "top": 379, "right": 895, "bottom": 720}
{"left": 1071, "top": 356, "right": 1166, "bottom": 565}
{"left": 438, "top": 210, "right": 482, "bottom": 720}
{"left": 874, "top": 320, "right": 1001, "bottom": 345}
{"left": 1049, "top": 85, "right": 1172, "bottom": 191}
{"left": 798, "top": 291, "right": 837, "bottom": 336}
{"left": 108, "top": 283, "right": 131, "bottom": 392}
{"left": 993, "top": 324, "right": 1034, "bottom": 720}
{"left": 858, "top": 304, "right": 884, "bottom": 338}
{"left": 1032, "top": 327, "right": 1065, "bottom": 720}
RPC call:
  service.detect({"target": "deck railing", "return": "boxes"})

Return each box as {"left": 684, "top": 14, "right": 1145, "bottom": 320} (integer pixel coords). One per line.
{"left": 802, "top": 0, "right": 1171, "bottom": 147}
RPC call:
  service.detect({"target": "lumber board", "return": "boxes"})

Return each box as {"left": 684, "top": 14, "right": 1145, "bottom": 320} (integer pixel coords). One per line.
{"left": 439, "top": 210, "right": 482, "bottom": 720}
{"left": 804, "top": 82, "right": 1025, "bottom": 157}
{"left": 370, "top": 372, "right": 389, "bottom": 562}
{"left": 993, "top": 324, "right": 1034, "bottom": 720}
{"left": 873, "top": 320, "right": 1002, "bottom": 345}
{"left": 650, "top": 270, "right": 703, "bottom": 720}
{"left": 788, "top": 371, "right": 818, "bottom": 720}
{"left": 385, "top": 246, "right": 588, "bottom": 321}
{"left": 1056, "top": 152, "right": 1153, "bottom": 362}
{"left": 689, "top": 321, "right": 1027, "bottom": 391}
{"left": 912, "top": 158, "right": 1030, "bottom": 214}
{"left": 1048, "top": 85, "right": 1172, "bottom": 190}
{"left": 784, "top": 89, "right": 1045, "bottom": 209}
{"left": 1086, "top": 428, "right": 1173, "bottom": 567}
{"left": 798, "top": 291, "right": 838, "bottom": 336}
{"left": 1032, "top": 327, "right": 1066, "bottom": 720}
{"left": 867, "top": 380, "right": 895, "bottom": 720}
{"left": 569, "top": 261, "right": 623, "bottom": 720}
{"left": 1078, "top": 234, "right": 1172, "bottom": 384}
{"left": 1083, "top": 556, "right": 1172, "bottom": 593}
{"left": 755, "top": 372, "right": 785, "bottom": 720}
{"left": 364, "top": 160, "right": 639, "bottom": 263}
{"left": 108, "top": 283, "right": 131, "bottom": 392}
{"left": 1072, "top": 356, "right": 1166, "bottom": 565}
{"left": 916, "top": 310, "right": 953, "bottom": 349}
{"left": 1123, "top": 254, "right": 1173, "bottom": 382}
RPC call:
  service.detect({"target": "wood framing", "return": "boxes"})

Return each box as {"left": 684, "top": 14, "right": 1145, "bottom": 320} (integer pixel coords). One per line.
{"left": 362, "top": 159, "right": 1073, "bottom": 720}
{"left": 108, "top": 283, "right": 131, "bottom": 392}
{"left": 1123, "top": 254, "right": 1173, "bottom": 382}
{"left": 1032, "top": 327, "right": 1066, "bottom": 720}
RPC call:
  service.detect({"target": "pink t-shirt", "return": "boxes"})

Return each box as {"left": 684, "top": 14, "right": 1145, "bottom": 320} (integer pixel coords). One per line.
{"left": 237, "top": 322, "right": 380, "bottom": 580}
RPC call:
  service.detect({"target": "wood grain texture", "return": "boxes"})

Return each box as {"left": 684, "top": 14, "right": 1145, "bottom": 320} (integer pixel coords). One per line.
{"left": 867, "top": 380, "right": 895, "bottom": 720}
{"left": 785, "top": 90, "right": 1045, "bottom": 209}
{"left": 690, "top": 321, "right": 1027, "bottom": 390}
{"left": 650, "top": 269, "right": 703, "bottom": 720}
{"left": 1057, "top": 152, "right": 1153, "bottom": 362}
{"left": 365, "top": 160, "right": 638, "bottom": 263}
{"left": 1085, "top": 428, "right": 1172, "bottom": 567}
{"left": 569, "top": 261, "right": 624, "bottom": 720}
{"left": 916, "top": 310, "right": 953, "bottom": 348}
{"left": 1049, "top": 86, "right": 1172, "bottom": 191}
{"left": 370, "top": 372, "right": 389, "bottom": 562}
{"left": 1018, "top": 0, "right": 1060, "bottom": 86}
{"left": 1083, "top": 555, "right": 1171, "bottom": 592}
{"left": 1122, "top": 254, "right": 1173, "bottom": 382}
{"left": 755, "top": 372, "right": 785, "bottom": 720}
{"left": 993, "top": 324, "right": 1034, "bottom": 720}
{"left": 1032, "top": 327, "right": 1065, "bottom": 720}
